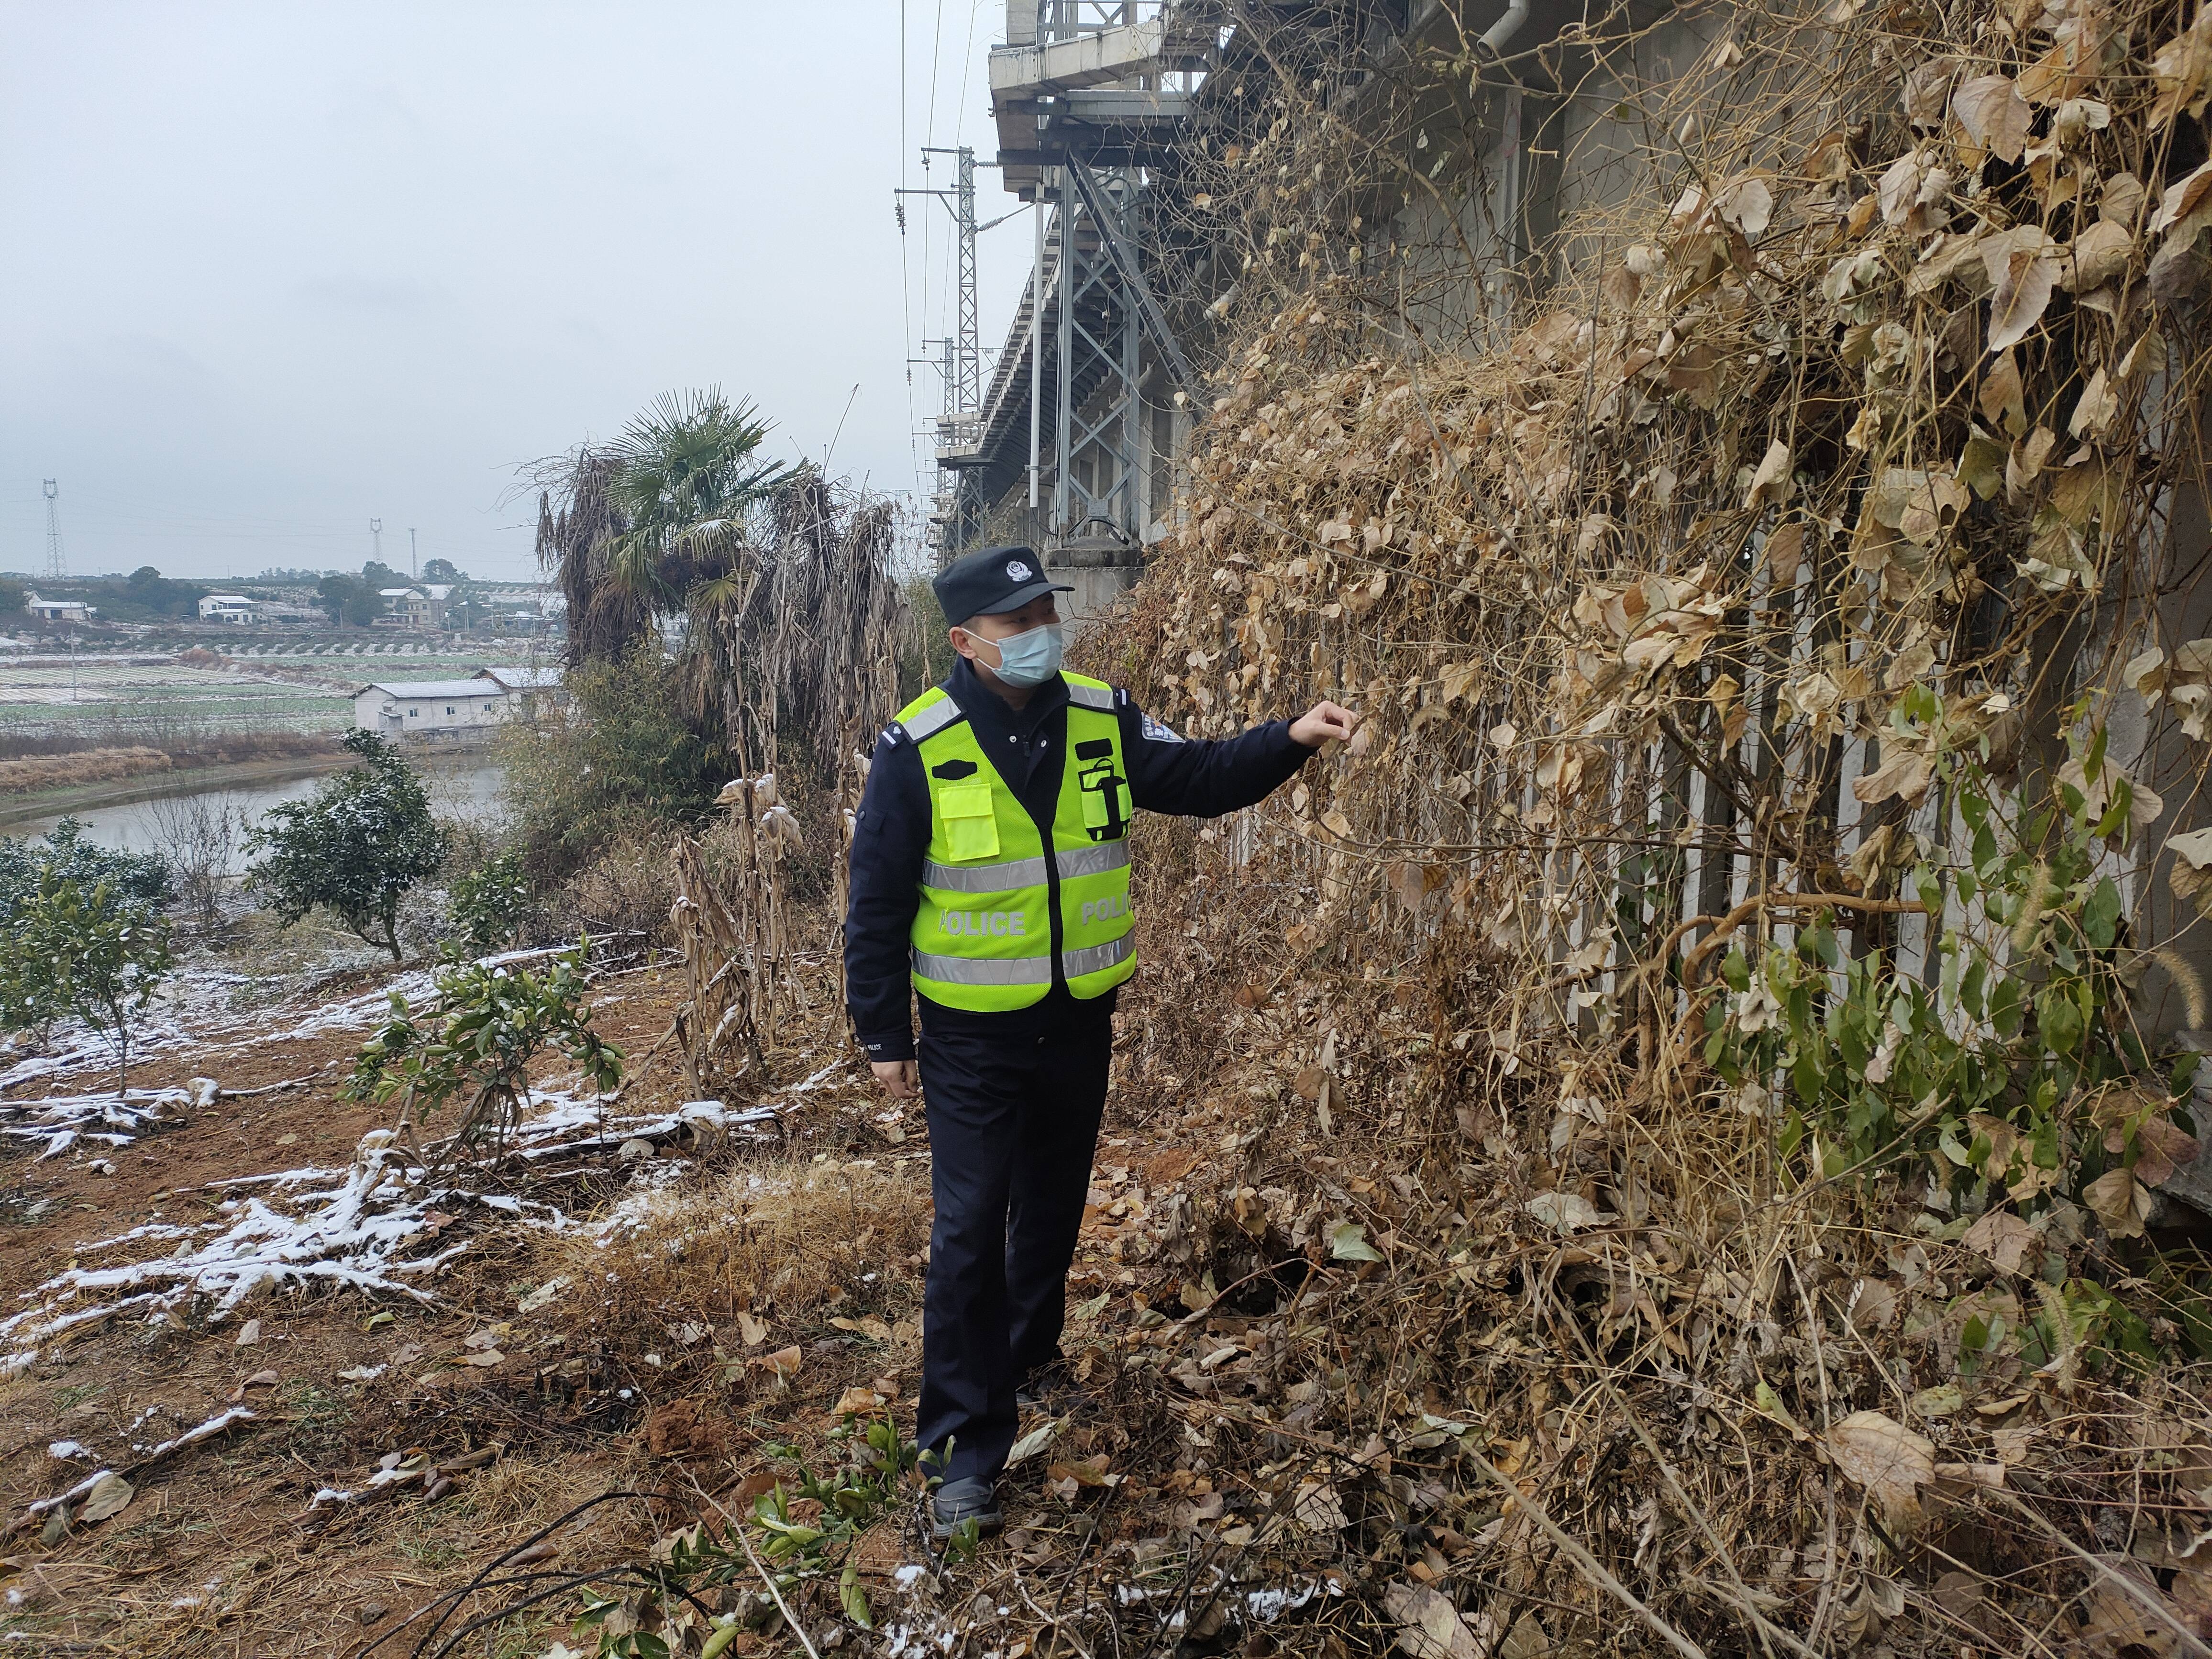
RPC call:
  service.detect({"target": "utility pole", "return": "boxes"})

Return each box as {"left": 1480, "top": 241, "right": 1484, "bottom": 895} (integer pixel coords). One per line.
{"left": 41, "top": 480, "right": 65, "bottom": 582}
{"left": 917, "top": 146, "right": 981, "bottom": 416}
{"left": 409, "top": 528, "right": 418, "bottom": 580}
{"left": 370, "top": 518, "right": 383, "bottom": 571}
{"left": 896, "top": 145, "right": 983, "bottom": 556}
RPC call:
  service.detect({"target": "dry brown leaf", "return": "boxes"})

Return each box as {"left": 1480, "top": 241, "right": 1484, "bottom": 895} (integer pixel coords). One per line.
{"left": 2102, "top": 172, "right": 2147, "bottom": 230}
{"left": 1879, "top": 151, "right": 1953, "bottom": 231}
{"left": 832, "top": 1385, "right": 885, "bottom": 1417}
{"left": 1763, "top": 522, "right": 1807, "bottom": 585}
{"left": 1954, "top": 74, "right": 2033, "bottom": 162}
{"left": 2083, "top": 1167, "right": 2152, "bottom": 1239}
{"left": 2070, "top": 368, "right": 2120, "bottom": 439}
{"left": 2008, "top": 425, "right": 2058, "bottom": 498}
{"left": 1826, "top": 1409, "right": 1935, "bottom": 1531}
{"left": 1439, "top": 659, "right": 1483, "bottom": 702}
{"left": 2066, "top": 219, "right": 2136, "bottom": 290}
{"left": 1902, "top": 57, "right": 1956, "bottom": 124}
{"left": 2136, "top": 1114, "right": 2201, "bottom": 1187}
{"left": 78, "top": 1473, "right": 134, "bottom": 1525}
{"left": 1980, "top": 349, "right": 2026, "bottom": 432}
{"left": 1960, "top": 1209, "right": 2041, "bottom": 1275}
{"left": 1853, "top": 748, "right": 1935, "bottom": 807}
{"left": 2077, "top": 1558, "right": 2186, "bottom": 1657}
{"left": 1292, "top": 1480, "right": 1349, "bottom": 1529}
{"left": 1382, "top": 1582, "right": 1488, "bottom": 1659}
{"left": 1898, "top": 472, "right": 1969, "bottom": 545}
{"left": 2152, "top": 9, "right": 2212, "bottom": 129}
{"left": 1986, "top": 236, "right": 2058, "bottom": 352}
{"left": 1045, "top": 1454, "right": 1116, "bottom": 1488}
{"left": 1713, "top": 174, "right": 1774, "bottom": 238}
{"left": 760, "top": 1345, "right": 803, "bottom": 1379}
{"left": 2154, "top": 161, "right": 2212, "bottom": 242}
{"left": 1743, "top": 439, "right": 1793, "bottom": 510}
{"left": 736, "top": 1311, "right": 768, "bottom": 1347}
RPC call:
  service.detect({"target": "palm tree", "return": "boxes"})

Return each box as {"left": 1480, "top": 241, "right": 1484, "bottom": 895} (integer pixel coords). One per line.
{"left": 531, "top": 387, "right": 793, "bottom": 667}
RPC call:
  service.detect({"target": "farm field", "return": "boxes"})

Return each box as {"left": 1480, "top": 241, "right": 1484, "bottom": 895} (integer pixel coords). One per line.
{"left": 0, "top": 648, "right": 551, "bottom": 741}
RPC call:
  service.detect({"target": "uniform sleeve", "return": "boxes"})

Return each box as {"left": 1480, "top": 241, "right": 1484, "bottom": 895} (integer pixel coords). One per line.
{"left": 1120, "top": 695, "right": 1314, "bottom": 819}
{"left": 842, "top": 726, "right": 930, "bottom": 1062}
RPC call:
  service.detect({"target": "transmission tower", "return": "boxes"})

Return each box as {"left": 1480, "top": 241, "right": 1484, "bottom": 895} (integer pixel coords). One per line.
{"left": 41, "top": 480, "right": 65, "bottom": 582}
{"left": 409, "top": 528, "right": 418, "bottom": 580}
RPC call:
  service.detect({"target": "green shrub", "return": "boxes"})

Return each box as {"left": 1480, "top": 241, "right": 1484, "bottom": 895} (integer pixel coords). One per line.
{"left": 1709, "top": 711, "right": 2195, "bottom": 1240}
{"left": 0, "top": 873, "right": 174, "bottom": 1087}
{"left": 247, "top": 729, "right": 445, "bottom": 960}
{"left": 496, "top": 644, "right": 719, "bottom": 883}
{"left": 0, "top": 816, "right": 171, "bottom": 924}
{"left": 447, "top": 850, "right": 533, "bottom": 957}
{"left": 346, "top": 938, "right": 622, "bottom": 1150}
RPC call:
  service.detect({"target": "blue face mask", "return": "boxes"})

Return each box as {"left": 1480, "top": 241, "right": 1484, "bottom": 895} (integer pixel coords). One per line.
{"left": 980, "top": 622, "right": 1064, "bottom": 687}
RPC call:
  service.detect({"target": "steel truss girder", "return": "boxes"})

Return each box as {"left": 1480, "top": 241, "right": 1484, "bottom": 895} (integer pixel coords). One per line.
{"left": 1053, "top": 161, "right": 1143, "bottom": 538}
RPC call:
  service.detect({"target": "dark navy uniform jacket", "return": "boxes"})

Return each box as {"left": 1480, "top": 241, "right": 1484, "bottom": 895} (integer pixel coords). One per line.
{"left": 844, "top": 655, "right": 1314, "bottom": 1062}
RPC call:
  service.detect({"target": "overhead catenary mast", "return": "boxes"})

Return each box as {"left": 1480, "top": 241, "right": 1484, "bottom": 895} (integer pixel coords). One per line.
{"left": 896, "top": 145, "right": 990, "bottom": 555}
{"left": 41, "top": 480, "right": 65, "bottom": 582}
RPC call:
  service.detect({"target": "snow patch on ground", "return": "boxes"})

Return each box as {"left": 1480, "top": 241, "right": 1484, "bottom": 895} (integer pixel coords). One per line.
{"left": 0, "top": 1133, "right": 475, "bottom": 1375}
{"left": 0, "top": 1084, "right": 778, "bottom": 1374}
{"left": 0, "top": 1086, "right": 192, "bottom": 1160}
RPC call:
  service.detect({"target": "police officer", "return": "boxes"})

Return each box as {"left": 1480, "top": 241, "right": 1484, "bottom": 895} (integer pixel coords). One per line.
{"left": 844, "top": 543, "right": 1357, "bottom": 1537}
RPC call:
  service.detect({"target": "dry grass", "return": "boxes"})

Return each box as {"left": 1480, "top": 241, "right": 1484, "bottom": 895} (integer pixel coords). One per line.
{"left": 556, "top": 826, "right": 683, "bottom": 943}
{"left": 548, "top": 1152, "right": 932, "bottom": 1366}
{"left": 0, "top": 745, "right": 176, "bottom": 793}
{"left": 0, "top": 730, "right": 340, "bottom": 795}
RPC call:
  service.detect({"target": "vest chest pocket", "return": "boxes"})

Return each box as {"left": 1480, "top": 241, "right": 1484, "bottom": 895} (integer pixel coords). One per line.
{"left": 936, "top": 780, "right": 1001, "bottom": 861}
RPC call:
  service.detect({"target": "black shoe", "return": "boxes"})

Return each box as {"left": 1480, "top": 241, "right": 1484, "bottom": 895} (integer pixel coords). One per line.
{"left": 930, "top": 1476, "right": 1002, "bottom": 1539}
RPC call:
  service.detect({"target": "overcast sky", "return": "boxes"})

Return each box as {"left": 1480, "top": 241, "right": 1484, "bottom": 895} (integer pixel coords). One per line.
{"left": 0, "top": 2, "right": 1034, "bottom": 583}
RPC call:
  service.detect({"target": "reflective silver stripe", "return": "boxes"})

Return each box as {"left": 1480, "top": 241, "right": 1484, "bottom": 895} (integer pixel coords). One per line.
{"left": 911, "top": 948, "right": 1052, "bottom": 985}
{"left": 1056, "top": 841, "right": 1131, "bottom": 880}
{"left": 901, "top": 699, "right": 963, "bottom": 741}
{"left": 924, "top": 854, "right": 1049, "bottom": 892}
{"left": 1067, "top": 682, "right": 1115, "bottom": 710}
{"left": 1062, "top": 934, "right": 1134, "bottom": 979}
{"left": 923, "top": 840, "right": 1128, "bottom": 892}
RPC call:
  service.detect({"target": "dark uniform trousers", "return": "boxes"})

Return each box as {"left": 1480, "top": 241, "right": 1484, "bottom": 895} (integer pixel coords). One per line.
{"left": 915, "top": 1013, "right": 1112, "bottom": 1483}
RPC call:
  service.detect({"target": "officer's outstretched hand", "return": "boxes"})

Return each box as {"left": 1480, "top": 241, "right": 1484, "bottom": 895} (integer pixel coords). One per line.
{"left": 1289, "top": 701, "right": 1360, "bottom": 748}
{"left": 872, "top": 1059, "right": 919, "bottom": 1100}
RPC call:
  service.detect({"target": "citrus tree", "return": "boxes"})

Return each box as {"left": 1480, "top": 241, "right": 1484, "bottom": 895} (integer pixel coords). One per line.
{"left": 347, "top": 939, "right": 622, "bottom": 1153}
{"left": 247, "top": 729, "right": 444, "bottom": 959}
{"left": 0, "top": 872, "right": 174, "bottom": 1090}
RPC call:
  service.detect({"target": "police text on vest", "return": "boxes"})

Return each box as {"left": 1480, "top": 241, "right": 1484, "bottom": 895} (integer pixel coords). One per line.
{"left": 940, "top": 909, "right": 1027, "bottom": 937}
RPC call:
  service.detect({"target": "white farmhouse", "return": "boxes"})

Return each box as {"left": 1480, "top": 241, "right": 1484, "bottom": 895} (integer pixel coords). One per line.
{"left": 22, "top": 593, "right": 94, "bottom": 623}
{"left": 351, "top": 678, "right": 509, "bottom": 737}
{"left": 198, "top": 594, "right": 255, "bottom": 623}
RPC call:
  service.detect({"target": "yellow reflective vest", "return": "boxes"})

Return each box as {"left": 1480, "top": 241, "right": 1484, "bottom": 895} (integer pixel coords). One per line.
{"left": 894, "top": 672, "right": 1137, "bottom": 1010}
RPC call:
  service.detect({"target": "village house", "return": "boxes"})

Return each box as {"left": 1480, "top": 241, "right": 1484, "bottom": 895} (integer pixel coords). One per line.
{"left": 21, "top": 593, "right": 94, "bottom": 623}
{"left": 350, "top": 676, "right": 509, "bottom": 737}
{"left": 196, "top": 594, "right": 255, "bottom": 623}
{"left": 372, "top": 584, "right": 453, "bottom": 631}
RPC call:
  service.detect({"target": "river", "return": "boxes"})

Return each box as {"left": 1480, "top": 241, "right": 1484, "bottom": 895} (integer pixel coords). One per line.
{"left": 3, "top": 752, "right": 508, "bottom": 871}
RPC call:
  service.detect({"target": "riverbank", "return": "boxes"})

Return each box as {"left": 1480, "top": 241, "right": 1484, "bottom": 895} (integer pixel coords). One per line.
{"left": 0, "top": 752, "right": 357, "bottom": 832}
